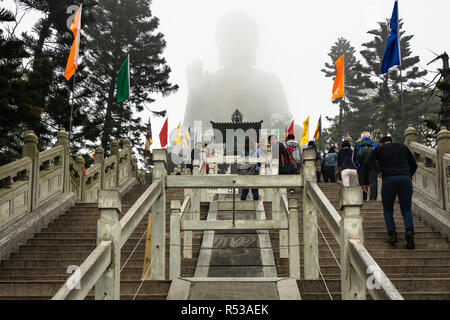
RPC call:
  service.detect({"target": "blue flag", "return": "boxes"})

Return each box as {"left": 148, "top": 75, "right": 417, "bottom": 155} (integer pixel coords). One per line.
{"left": 381, "top": 0, "right": 400, "bottom": 74}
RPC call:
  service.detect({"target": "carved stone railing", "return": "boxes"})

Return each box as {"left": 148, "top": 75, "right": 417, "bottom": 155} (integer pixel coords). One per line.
{"left": 0, "top": 157, "right": 33, "bottom": 227}
{"left": 0, "top": 129, "right": 140, "bottom": 230}
{"left": 405, "top": 125, "right": 450, "bottom": 210}
{"left": 53, "top": 150, "right": 166, "bottom": 300}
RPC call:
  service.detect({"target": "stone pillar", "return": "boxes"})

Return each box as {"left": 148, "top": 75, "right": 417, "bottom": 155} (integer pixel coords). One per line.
{"left": 265, "top": 147, "right": 273, "bottom": 201}
{"left": 56, "top": 129, "right": 70, "bottom": 193}
{"left": 151, "top": 149, "right": 166, "bottom": 279}
{"left": 302, "top": 148, "right": 319, "bottom": 280}
{"left": 22, "top": 130, "right": 39, "bottom": 211}
{"left": 288, "top": 198, "right": 301, "bottom": 279}
{"left": 95, "top": 190, "right": 121, "bottom": 300}
{"left": 200, "top": 147, "right": 208, "bottom": 201}
{"left": 131, "top": 156, "right": 138, "bottom": 179}
{"left": 94, "top": 146, "right": 105, "bottom": 190}
{"left": 340, "top": 186, "right": 365, "bottom": 300}
{"left": 110, "top": 140, "right": 120, "bottom": 186}
{"left": 436, "top": 127, "right": 450, "bottom": 210}
{"left": 170, "top": 200, "right": 181, "bottom": 280}
{"left": 184, "top": 160, "right": 200, "bottom": 259}
{"left": 75, "top": 155, "right": 86, "bottom": 202}
{"left": 404, "top": 125, "right": 418, "bottom": 148}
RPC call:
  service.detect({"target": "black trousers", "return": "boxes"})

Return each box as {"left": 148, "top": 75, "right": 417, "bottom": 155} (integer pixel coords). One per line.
{"left": 322, "top": 166, "right": 336, "bottom": 183}
{"left": 359, "top": 168, "right": 378, "bottom": 200}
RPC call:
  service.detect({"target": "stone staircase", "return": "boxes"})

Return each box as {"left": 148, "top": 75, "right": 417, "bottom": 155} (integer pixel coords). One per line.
{"left": 270, "top": 183, "right": 450, "bottom": 300}
{"left": 0, "top": 184, "right": 206, "bottom": 300}
{"left": 0, "top": 182, "right": 449, "bottom": 300}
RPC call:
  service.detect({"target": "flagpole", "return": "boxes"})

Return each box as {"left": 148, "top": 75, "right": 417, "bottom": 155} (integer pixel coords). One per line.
{"left": 69, "top": 71, "right": 77, "bottom": 141}
{"left": 127, "top": 54, "right": 131, "bottom": 138}
{"left": 342, "top": 55, "right": 346, "bottom": 140}
{"left": 400, "top": 68, "right": 405, "bottom": 132}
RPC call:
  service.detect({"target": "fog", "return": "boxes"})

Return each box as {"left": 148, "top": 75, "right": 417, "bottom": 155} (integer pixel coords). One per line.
{"left": 151, "top": 0, "right": 450, "bottom": 147}
{"left": 2, "top": 0, "right": 449, "bottom": 149}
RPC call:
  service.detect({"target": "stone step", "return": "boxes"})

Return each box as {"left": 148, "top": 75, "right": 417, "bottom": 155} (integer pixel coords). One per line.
{"left": 275, "top": 264, "right": 450, "bottom": 274}
{"left": 297, "top": 278, "right": 450, "bottom": 293}
{"left": 274, "top": 257, "right": 450, "bottom": 266}
{"left": 0, "top": 280, "right": 171, "bottom": 296}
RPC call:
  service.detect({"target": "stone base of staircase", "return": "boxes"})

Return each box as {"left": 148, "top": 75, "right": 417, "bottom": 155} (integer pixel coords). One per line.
{"left": 0, "top": 192, "right": 76, "bottom": 262}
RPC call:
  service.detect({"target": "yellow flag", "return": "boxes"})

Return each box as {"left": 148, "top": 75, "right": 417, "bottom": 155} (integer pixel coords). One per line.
{"left": 300, "top": 116, "right": 309, "bottom": 146}
{"left": 176, "top": 122, "right": 181, "bottom": 145}
{"left": 332, "top": 55, "right": 345, "bottom": 100}
{"left": 65, "top": 5, "right": 82, "bottom": 81}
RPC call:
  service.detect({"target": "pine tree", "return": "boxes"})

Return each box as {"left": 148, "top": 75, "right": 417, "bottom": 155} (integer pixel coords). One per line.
{"left": 321, "top": 37, "right": 368, "bottom": 141}
{"left": 0, "top": 3, "right": 41, "bottom": 164}
{"left": 355, "top": 19, "right": 428, "bottom": 141}
{"left": 18, "top": 0, "right": 97, "bottom": 154}
{"left": 84, "top": 0, "right": 178, "bottom": 154}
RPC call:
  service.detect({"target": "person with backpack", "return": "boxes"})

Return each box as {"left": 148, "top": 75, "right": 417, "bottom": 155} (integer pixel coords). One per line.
{"left": 285, "top": 134, "right": 302, "bottom": 173}
{"left": 338, "top": 140, "right": 358, "bottom": 187}
{"left": 353, "top": 131, "right": 379, "bottom": 201}
{"left": 237, "top": 137, "right": 259, "bottom": 200}
{"left": 321, "top": 146, "right": 338, "bottom": 182}
{"left": 362, "top": 136, "right": 418, "bottom": 249}
{"left": 269, "top": 135, "right": 296, "bottom": 175}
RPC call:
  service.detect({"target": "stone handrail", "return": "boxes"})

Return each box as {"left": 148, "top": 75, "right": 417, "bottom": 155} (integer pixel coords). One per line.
{"left": 0, "top": 129, "right": 140, "bottom": 230}
{"left": 306, "top": 181, "right": 341, "bottom": 242}
{"left": 348, "top": 239, "right": 403, "bottom": 300}
{"left": 168, "top": 170, "right": 302, "bottom": 280}
{"left": 119, "top": 180, "right": 162, "bottom": 248}
{"left": 169, "top": 195, "right": 191, "bottom": 279}
{"left": 52, "top": 149, "right": 167, "bottom": 300}
{"left": 405, "top": 125, "right": 450, "bottom": 210}
{"left": 39, "top": 145, "right": 64, "bottom": 166}
{"left": 37, "top": 145, "right": 65, "bottom": 206}
{"left": 85, "top": 163, "right": 102, "bottom": 203}
{"left": 0, "top": 157, "right": 31, "bottom": 181}
{"left": 0, "top": 157, "right": 33, "bottom": 227}
{"left": 69, "top": 156, "right": 81, "bottom": 198}
{"left": 301, "top": 148, "right": 403, "bottom": 300}
{"left": 409, "top": 141, "right": 436, "bottom": 161}
{"left": 51, "top": 240, "right": 112, "bottom": 300}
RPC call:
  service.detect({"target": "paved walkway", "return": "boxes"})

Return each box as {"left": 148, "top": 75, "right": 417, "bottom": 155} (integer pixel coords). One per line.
{"left": 167, "top": 195, "right": 301, "bottom": 300}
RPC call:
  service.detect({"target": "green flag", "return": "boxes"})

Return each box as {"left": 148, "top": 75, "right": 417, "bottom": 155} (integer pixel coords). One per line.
{"left": 116, "top": 55, "right": 130, "bottom": 103}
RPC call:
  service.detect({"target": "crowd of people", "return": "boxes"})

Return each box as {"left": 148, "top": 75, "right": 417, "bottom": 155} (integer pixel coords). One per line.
{"left": 187, "top": 130, "right": 418, "bottom": 249}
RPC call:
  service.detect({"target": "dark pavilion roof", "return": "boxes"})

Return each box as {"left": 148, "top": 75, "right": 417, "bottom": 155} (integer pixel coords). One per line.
{"left": 210, "top": 108, "right": 263, "bottom": 134}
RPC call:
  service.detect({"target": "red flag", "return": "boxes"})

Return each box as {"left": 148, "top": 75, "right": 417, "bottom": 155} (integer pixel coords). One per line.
{"left": 159, "top": 118, "right": 168, "bottom": 148}
{"left": 287, "top": 120, "right": 294, "bottom": 135}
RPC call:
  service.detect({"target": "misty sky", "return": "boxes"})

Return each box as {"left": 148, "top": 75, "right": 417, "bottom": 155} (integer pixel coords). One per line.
{"left": 3, "top": 0, "right": 450, "bottom": 149}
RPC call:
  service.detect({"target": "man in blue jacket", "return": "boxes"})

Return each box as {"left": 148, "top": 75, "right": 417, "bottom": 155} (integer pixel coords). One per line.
{"left": 353, "top": 131, "right": 378, "bottom": 201}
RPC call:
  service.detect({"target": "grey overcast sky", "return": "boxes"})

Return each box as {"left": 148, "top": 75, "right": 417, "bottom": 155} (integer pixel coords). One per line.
{"left": 3, "top": 0, "right": 450, "bottom": 148}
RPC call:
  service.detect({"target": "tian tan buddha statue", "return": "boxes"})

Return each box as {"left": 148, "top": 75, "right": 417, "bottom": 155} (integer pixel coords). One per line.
{"left": 183, "top": 10, "right": 301, "bottom": 137}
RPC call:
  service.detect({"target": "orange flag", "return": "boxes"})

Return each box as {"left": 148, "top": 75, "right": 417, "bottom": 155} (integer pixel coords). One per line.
{"left": 65, "top": 5, "right": 82, "bottom": 81}
{"left": 332, "top": 55, "right": 344, "bottom": 100}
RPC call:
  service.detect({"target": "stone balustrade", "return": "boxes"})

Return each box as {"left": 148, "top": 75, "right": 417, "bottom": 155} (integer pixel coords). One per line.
{"left": 0, "top": 129, "right": 140, "bottom": 230}
{"left": 405, "top": 125, "right": 450, "bottom": 210}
